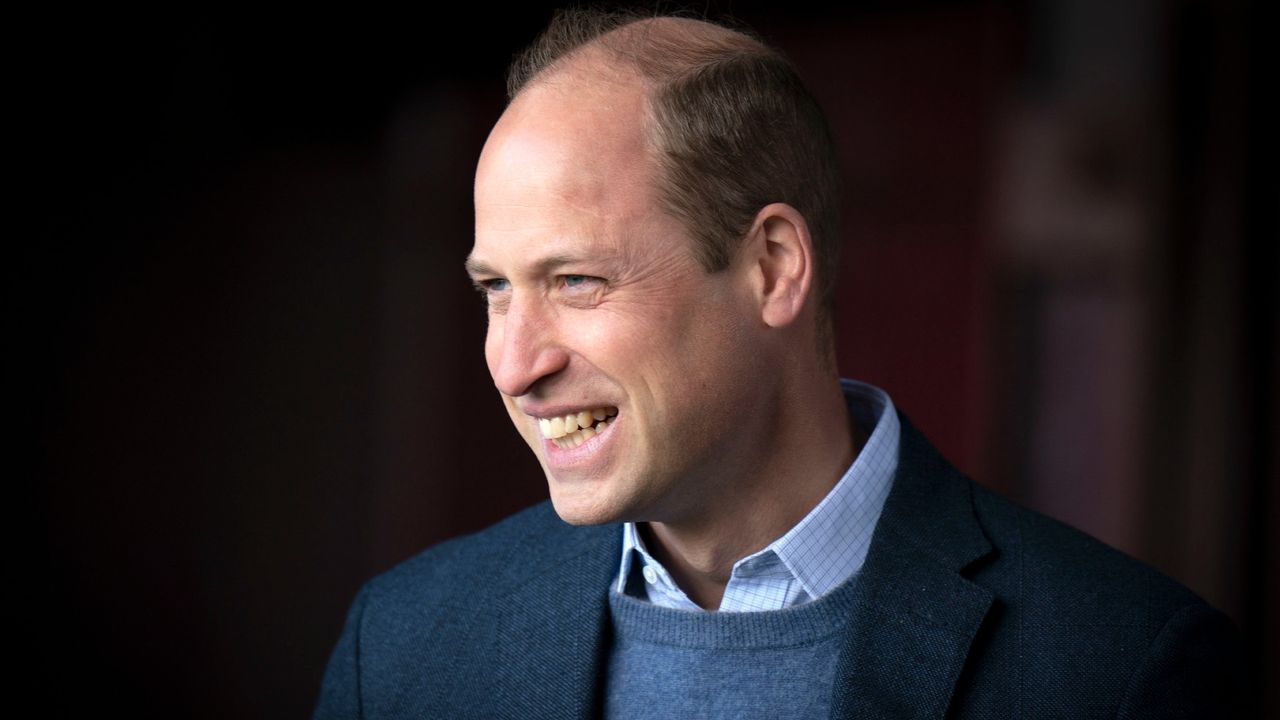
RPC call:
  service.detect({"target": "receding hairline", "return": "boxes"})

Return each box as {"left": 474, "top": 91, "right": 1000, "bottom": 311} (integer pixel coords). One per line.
{"left": 510, "top": 14, "right": 770, "bottom": 101}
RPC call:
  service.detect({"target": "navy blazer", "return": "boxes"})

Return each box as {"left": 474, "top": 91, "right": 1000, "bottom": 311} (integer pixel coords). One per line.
{"left": 314, "top": 413, "right": 1239, "bottom": 718}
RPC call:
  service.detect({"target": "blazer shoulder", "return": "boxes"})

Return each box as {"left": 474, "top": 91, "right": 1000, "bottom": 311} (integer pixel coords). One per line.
{"left": 967, "top": 480, "right": 1214, "bottom": 626}
{"left": 964, "top": 483, "right": 1241, "bottom": 715}
{"left": 362, "top": 500, "right": 614, "bottom": 610}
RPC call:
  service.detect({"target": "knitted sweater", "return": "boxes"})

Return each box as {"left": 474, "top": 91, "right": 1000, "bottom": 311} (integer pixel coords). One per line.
{"left": 605, "top": 569, "right": 862, "bottom": 719}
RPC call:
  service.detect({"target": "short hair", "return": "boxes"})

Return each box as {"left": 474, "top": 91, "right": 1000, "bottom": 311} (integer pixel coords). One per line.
{"left": 507, "top": 8, "right": 844, "bottom": 349}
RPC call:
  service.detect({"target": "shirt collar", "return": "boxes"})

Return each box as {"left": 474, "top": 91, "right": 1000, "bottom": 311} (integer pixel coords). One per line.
{"left": 616, "top": 378, "right": 899, "bottom": 610}
{"left": 618, "top": 522, "right": 702, "bottom": 609}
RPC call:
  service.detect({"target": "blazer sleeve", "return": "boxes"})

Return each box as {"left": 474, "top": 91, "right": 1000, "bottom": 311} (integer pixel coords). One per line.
{"left": 313, "top": 584, "right": 371, "bottom": 720}
{"left": 1115, "top": 602, "right": 1243, "bottom": 719}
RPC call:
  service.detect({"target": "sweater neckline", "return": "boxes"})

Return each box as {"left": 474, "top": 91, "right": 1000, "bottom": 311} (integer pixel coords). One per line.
{"left": 607, "top": 568, "right": 862, "bottom": 649}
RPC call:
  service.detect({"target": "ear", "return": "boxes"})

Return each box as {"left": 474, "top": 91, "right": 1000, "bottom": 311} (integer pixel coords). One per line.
{"left": 744, "top": 203, "right": 814, "bottom": 329}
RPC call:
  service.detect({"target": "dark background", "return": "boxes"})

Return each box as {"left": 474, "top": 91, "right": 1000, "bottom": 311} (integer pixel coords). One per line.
{"left": 27, "top": 1, "right": 1274, "bottom": 716}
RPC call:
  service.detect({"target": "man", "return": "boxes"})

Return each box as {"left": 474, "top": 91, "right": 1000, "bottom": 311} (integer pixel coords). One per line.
{"left": 315, "top": 10, "right": 1238, "bottom": 719}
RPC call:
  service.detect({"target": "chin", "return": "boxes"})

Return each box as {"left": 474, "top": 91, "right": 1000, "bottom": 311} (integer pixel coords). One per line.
{"left": 545, "top": 485, "right": 630, "bottom": 527}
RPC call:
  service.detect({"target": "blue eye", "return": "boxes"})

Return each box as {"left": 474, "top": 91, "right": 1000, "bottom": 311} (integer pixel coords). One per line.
{"left": 484, "top": 278, "right": 510, "bottom": 292}
{"left": 539, "top": 274, "right": 603, "bottom": 306}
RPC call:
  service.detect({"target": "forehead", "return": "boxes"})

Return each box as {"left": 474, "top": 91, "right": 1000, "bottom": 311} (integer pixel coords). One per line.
{"left": 472, "top": 68, "right": 664, "bottom": 259}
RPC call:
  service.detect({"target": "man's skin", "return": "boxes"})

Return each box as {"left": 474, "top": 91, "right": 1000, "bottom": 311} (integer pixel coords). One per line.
{"left": 465, "top": 24, "right": 862, "bottom": 610}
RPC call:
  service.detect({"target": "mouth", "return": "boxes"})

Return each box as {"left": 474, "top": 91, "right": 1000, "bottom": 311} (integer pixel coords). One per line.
{"left": 537, "top": 406, "right": 619, "bottom": 450}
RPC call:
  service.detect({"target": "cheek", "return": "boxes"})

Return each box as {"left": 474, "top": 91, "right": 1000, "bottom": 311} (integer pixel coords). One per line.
{"left": 649, "top": 301, "right": 759, "bottom": 414}
{"left": 574, "top": 302, "right": 744, "bottom": 414}
{"left": 569, "top": 309, "right": 686, "bottom": 380}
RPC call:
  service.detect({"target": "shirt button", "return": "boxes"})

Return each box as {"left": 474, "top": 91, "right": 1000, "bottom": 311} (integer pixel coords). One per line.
{"left": 642, "top": 565, "right": 658, "bottom": 584}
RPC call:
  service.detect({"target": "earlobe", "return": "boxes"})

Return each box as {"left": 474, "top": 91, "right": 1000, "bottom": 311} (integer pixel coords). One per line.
{"left": 751, "top": 203, "right": 814, "bottom": 329}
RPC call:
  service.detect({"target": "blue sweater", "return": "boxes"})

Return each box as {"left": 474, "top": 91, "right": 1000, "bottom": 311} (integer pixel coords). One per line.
{"left": 606, "top": 569, "right": 863, "bottom": 719}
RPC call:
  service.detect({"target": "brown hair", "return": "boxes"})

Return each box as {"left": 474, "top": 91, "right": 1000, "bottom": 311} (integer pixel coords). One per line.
{"left": 508, "top": 8, "right": 843, "bottom": 349}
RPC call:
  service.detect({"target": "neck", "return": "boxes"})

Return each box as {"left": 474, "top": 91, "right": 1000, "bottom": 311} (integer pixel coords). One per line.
{"left": 643, "top": 374, "right": 863, "bottom": 610}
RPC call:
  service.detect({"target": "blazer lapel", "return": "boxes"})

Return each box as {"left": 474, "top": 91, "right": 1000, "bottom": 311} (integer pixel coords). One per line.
{"left": 482, "top": 519, "right": 621, "bottom": 720}
{"left": 830, "top": 412, "right": 995, "bottom": 720}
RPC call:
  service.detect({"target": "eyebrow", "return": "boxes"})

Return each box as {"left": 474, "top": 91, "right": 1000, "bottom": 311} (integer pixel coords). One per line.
{"left": 464, "top": 253, "right": 593, "bottom": 279}
{"left": 463, "top": 256, "right": 498, "bottom": 279}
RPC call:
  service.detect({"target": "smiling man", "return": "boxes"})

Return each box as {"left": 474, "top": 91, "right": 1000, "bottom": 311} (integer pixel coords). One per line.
{"left": 462, "top": 29, "right": 861, "bottom": 612}
{"left": 314, "top": 9, "right": 1238, "bottom": 719}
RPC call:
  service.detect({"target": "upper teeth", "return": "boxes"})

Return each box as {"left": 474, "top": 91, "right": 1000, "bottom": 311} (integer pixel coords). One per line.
{"left": 538, "top": 407, "right": 616, "bottom": 439}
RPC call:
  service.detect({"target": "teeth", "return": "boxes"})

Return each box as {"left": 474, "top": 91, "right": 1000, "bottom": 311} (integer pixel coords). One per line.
{"left": 539, "top": 407, "right": 618, "bottom": 440}
{"left": 552, "top": 423, "right": 600, "bottom": 449}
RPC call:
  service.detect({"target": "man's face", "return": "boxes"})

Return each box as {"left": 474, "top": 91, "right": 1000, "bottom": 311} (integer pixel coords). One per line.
{"left": 468, "top": 72, "right": 767, "bottom": 527}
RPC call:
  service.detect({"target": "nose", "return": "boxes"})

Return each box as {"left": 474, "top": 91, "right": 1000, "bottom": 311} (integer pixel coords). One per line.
{"left": 487, "top": 292, "right": 570, "bottom": 398}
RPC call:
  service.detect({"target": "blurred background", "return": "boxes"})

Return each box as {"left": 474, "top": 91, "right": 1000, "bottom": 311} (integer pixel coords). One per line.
{"left": 26, "top": 0, "right": 1273, "bottom": 716}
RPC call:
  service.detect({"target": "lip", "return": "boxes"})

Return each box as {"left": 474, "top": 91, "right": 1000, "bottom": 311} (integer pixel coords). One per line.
{"left": 521, "top": 402, "right": 619, "bottom": 420}
{"left": 541, "top": 411, "right": 620, "bottom": 469}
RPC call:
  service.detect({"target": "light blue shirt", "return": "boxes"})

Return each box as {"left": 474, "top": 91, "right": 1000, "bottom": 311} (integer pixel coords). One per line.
{"left": 616, "top": 379, "right": 899, "bottom": 612}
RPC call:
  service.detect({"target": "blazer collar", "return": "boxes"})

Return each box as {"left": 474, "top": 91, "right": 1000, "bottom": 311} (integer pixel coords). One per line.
{"left": 828, "top": 411, "right": 995, "bottom": 719}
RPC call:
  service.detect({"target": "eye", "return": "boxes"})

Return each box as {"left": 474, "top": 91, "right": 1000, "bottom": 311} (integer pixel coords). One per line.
{"left": 471, "top": 278, "right": 512, "bottom": 313}
{"left": 472, "top": 277, "right": 510, "bottom": 294}
{"left": 555, "top": 275, "right": 605, "bottom": 306}
{"left": 560, "top": 274, "right": 604, "bottom": 291}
